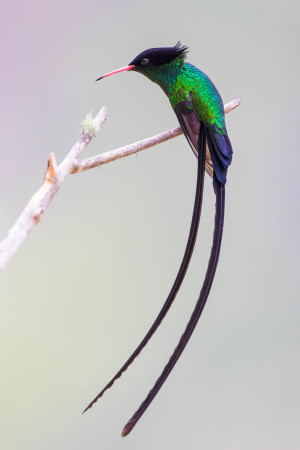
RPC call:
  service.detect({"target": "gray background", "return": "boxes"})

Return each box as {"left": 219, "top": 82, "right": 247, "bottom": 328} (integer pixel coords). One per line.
{"left": 0, "top": 0, "right": 299, "bottom": 448}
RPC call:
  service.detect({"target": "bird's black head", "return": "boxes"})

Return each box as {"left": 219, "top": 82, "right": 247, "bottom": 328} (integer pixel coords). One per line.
{"left": 96, "top": 42, "right": 188, "bottom": 82}
{"left": 128, "top": 42, "right": 188, "bottom": 68}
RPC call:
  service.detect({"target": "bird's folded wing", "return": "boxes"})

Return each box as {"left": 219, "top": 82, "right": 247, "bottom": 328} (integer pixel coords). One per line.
{"left": 174, "top": 96, "right": 213, "bottom": 177}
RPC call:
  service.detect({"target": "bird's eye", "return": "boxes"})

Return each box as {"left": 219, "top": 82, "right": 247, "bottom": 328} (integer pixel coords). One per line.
{"left": 140, "top": 58, "right": 150, "bottom": 66}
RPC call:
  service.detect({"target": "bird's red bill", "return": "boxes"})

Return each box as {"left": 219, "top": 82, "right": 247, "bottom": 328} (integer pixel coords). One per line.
{"left": 96, "top": 65, "right": 135, "bottom": 81}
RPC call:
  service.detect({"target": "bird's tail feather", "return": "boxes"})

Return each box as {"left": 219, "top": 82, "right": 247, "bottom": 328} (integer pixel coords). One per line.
{"left": 206, "top": 126, "right": 232, "bottom": 190}
{"left": 121, "top": 178, "right": 225, "bottom": 437}
{"left": 82, "top": 125, "right": 207, "bottom": 415}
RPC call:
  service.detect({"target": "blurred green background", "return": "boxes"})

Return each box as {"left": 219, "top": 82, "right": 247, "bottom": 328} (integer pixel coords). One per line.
{"left": 0, "top": 0, "right": 299, "bottom": 449}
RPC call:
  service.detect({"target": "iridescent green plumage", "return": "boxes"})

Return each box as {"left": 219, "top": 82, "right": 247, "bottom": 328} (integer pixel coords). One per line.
{"left": 134, "top": 57, "right": 226, "bottom": 133}
{"left": 172, "top": 63, "right": 226, "bottom": 131}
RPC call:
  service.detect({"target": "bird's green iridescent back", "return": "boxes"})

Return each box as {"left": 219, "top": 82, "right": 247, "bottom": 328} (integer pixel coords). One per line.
{"left": 140, "top": 59, "right": 226, "bottom": 135}
{"left": 170, "top": 63, "right": 226, "bottom": 134}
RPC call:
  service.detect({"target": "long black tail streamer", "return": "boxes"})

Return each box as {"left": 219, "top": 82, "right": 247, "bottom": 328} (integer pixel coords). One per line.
{"left": 122, "top": 180, "right": 225, "bottom": 437}
{"left": 83, "top": 126, "right": 207, "bottom": 415}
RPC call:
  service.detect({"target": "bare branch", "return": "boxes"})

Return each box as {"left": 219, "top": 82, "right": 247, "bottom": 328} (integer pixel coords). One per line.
{"left": 0, "top": 99, "right": 240, "bottom": 274}
{"left": 72, "top": 98, "right": 240, "bottom": 173}
{"left": 0, "top": 107, "right": 107, "bottom": 274}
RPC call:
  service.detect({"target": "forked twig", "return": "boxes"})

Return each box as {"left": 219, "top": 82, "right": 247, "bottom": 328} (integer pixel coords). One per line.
{"left": 0, "top": 99, "right": 240, "bottom": 274}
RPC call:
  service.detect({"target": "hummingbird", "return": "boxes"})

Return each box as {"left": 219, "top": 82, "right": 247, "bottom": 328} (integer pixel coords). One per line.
{"left": 83, "top": 42, "right": 233, "bottom": 436}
